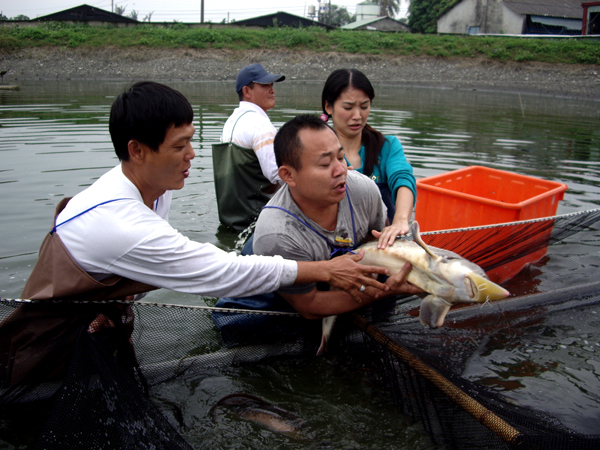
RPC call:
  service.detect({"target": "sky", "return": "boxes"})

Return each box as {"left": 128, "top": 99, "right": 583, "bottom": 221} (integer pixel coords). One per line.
{"left": 1, "top": 0, "right": 409, "bottom": 23}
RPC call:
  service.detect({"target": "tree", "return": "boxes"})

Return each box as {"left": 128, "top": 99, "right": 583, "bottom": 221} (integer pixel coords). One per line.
{"left": 128, "top": 9, "right": 138, "bottom": 21}
{"left": 377, "top": 0, "right": 400, "bottom": 18}
{"left": 409, "top": 0, "right": 457, "bottom": 33}
{"left": 12, "top": 14, "right": 30, "bottom": 20}
{"left": 0, "top": 13, "right": 7, "bottom": 21}
{"left": 115, "top": 5, "right": 126, "bottom": 15}
{"left": 330, "top": 5, "right": 355, "bottom": 26}
{"left": 142, "top": 11, "right": 154, "bottom": 22}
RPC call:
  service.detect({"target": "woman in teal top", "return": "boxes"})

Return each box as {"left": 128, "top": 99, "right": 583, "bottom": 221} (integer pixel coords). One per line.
{"left": 321, "top": 68, "right": 417, "bottom": 248}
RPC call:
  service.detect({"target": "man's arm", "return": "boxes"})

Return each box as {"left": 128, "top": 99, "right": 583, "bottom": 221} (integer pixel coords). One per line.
{"left": 255, "top": 142, "right": 281, "bottom": 184}
{"left": 284, "top": 262, "right": 422, "bottom": 319}
{"left": 294, "top": 250, "right": 391, "bottom": 302}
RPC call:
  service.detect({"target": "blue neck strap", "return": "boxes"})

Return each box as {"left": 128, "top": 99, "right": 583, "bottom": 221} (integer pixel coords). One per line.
{"left": 50, "top": 197, "right": 152, "bottom": 234}
{"left": 262, "top": 188, "right": 358, "bottom": 258}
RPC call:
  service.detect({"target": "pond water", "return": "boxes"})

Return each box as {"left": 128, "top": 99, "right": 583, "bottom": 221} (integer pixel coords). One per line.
{"left": 1, "top": 80, "right": 599, "bottom": 448}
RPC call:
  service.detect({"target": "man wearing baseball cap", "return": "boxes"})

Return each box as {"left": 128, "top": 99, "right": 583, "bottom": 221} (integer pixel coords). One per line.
{"left": 212, "top": 64, "right": 286, "bottom": 234}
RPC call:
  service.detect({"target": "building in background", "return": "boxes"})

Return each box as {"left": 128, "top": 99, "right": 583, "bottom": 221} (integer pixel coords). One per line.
{"left": 438, "top": 0, "right": 583, "bottom": 35}
{"left": 356, "top": 1, "right": 381, "bottom": 20}
{"left": 582, "top": 2, "right": 600, "bottom": 34}
{"left": 35, "top": 4, "right": 138, "bottom": 24}
{"left": 233, "top": 11, "right": 332, "bottom": 28}
{"left": 341, "top": 16, "right": 411, "bottom": 31}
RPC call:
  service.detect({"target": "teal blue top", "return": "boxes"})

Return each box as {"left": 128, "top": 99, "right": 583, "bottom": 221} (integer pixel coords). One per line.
{"left": 348, "top": 135, "right": 417, "bottom": 206}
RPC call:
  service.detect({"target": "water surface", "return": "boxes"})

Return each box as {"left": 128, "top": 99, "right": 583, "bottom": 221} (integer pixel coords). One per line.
{"left": 1, "top": 80, "right": 599, "bottom": 448}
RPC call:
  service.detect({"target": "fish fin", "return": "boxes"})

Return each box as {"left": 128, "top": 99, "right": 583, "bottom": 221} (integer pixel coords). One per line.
{"left": 316, "top": 315, "right": 337, "bottom": 356}
{"left": 411, "top": 221, "right": 441, "bottom": 261}
{"left": 419, "top": 295, "right": 452, "bottom": 329}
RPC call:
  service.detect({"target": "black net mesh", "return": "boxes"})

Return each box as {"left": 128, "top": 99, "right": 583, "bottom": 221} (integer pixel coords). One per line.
{"left": 349, "top": 209, "right": 600, "bottom": 449}
{"left": 1, "top": 209, "right": 600, "bottom": 449}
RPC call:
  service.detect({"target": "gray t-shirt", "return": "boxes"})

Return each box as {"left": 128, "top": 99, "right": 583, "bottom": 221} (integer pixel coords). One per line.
{"left": 253, "top": 170, "right": 387, "bottom": 295}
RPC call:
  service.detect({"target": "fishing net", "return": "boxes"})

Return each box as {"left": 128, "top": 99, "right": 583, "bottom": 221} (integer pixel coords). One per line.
{"left": 1, "top": 208, "right": 599, "bottom": 449}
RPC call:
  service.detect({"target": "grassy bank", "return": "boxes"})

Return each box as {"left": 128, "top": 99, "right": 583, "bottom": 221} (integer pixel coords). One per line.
{"left": 1, "top": 22, "right": 599, "bottom": 65}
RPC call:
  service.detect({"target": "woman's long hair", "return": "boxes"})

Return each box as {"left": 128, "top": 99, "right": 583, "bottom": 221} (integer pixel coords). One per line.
{"left": 321, "top": 69, "right": 384, "bottom": 176}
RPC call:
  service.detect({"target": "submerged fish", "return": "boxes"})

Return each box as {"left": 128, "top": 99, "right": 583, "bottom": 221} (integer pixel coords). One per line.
{"left": 209, "top": 393, "right": 309, "bottom": 439}
{"left": 317, "top": 221, "right": 510, "bottom": 354}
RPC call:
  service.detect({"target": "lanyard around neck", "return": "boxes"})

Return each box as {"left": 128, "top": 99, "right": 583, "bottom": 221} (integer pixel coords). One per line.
{"left": 262, "top": 187, "right": 358, "bottom": 258}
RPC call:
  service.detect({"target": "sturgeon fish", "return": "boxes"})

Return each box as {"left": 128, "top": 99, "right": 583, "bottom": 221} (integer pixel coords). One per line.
{"left": 209, "top": 393, "right": 309, "bottom": 439}
{"left": 317, "top": 221, "right": 509, "bottom": 355}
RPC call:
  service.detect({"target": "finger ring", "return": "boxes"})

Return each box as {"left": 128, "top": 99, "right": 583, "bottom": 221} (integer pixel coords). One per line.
{"left": 359, "top": 285, "right": 366, "bottom": 292}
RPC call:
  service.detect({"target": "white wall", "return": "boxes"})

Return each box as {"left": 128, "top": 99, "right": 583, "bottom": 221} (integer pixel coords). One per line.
{"left": 501, "top": 5, "right": 524, "bottom": 34}
{"left": 438, "top": 0, "right": 524, "bottom": 34}
{"left": 438, "top": 0, "right": 482, "bottom": 34}
{"left": 356, "top": 3, "right": 380, "bottom": 20}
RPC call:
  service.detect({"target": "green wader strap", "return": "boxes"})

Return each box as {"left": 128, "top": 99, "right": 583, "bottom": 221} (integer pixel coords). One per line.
{"left": 212, "top": 111, "right": 277, "bottom": 232}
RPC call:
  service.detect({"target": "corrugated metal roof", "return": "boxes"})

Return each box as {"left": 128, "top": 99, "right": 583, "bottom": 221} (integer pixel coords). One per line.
{"left": 341, "top": 16, "right": 385, "bottom": 29}
{"left": 234, "top": 11, "right": 332, "bottom": 29}
{"left": 340, "top": 16, "right": 410, "bottom": 30}
{"left": 502, "top": 0, "right": 584, "bottom": 19}
{"left": 36, "top": 4, "right": 138, "bottom": 23}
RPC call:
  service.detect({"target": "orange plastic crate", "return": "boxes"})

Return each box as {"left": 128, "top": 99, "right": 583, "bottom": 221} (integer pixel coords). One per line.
{"left": 415, "top": 166, "right": 568, "bottom": 232}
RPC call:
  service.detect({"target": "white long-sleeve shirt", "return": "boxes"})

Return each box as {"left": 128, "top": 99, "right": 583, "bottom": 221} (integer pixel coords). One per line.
{"left": 55, "top": 165, "right": 297, "bottom": 298}
{"left": 220, "top": 101, "right": 280, "bottom": 184}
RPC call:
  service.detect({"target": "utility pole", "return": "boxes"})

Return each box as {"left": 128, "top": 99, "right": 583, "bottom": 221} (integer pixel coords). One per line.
{"left": 200, "top": 0, "right": 204, "bottom": 23}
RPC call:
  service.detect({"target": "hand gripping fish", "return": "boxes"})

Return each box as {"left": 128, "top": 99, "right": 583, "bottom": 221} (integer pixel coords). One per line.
{"left": 316, "top": 221, "right": 509, "bottom": 355}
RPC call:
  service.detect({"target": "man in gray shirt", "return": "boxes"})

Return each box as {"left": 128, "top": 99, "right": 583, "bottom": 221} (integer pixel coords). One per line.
{"left": 216, "top": 115, "right": 420, "bottom": 324}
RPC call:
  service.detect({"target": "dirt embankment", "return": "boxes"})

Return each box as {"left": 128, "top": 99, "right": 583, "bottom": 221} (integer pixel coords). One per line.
{"left": 1, "top": 47, "right": 599, "bottom": 99}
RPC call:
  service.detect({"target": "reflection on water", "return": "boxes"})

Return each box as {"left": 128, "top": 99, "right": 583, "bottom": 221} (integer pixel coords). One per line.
{"left": 463, "top": 299, "right": 600, "bottom": 434}
{"left": 1, "top": 80, "right": 599, "bottom": 448}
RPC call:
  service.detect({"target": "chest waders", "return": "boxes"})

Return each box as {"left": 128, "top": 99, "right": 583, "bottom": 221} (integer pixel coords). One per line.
{"left": 1, "top": 198, "right": 157, "bottom": 387}
{"left": 212, "top": 111, "right": 278, "bottom": 232}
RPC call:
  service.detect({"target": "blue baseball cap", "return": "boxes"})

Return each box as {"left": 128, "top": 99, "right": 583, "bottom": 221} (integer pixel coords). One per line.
{"left": 235, "top": 64, "right": 285, "bottom": 93}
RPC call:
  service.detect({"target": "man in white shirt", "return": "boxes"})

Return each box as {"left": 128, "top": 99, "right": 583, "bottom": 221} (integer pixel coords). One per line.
{"left": 213, "top": 63, "right": 285, "bottom": 232}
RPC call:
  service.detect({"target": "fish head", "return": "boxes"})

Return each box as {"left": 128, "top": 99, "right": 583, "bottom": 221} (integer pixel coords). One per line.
{"left": 436, "top": 260, "right": 510, "bottom": 304}
{"left": 466, "top": 272, "right": 510, "bottom": 303}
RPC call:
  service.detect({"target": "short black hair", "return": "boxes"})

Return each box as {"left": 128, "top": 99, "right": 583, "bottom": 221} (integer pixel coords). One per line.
{"left": 238, "top": 82, "right": 255, "bottom": 101}
{"left": 274, "top": 114, "right": 332, "bottom": 171}
{"left": 109, "top": 81, "right": 194, "bottom": 161}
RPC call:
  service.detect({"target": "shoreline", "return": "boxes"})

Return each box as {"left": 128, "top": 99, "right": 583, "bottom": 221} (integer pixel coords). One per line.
{"left": 1, "top": 47, "right": 599, "bottom": 100}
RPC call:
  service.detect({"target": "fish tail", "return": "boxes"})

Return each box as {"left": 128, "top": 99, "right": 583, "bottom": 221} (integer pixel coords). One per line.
{"left": 316, "top": 315, "right": 336, "bottom": 356}
{"left": 316, "top": 335, "right": 328, "bottom": 356}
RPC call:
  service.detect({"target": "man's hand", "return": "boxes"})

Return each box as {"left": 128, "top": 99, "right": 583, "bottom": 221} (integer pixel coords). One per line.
{"left": 324, "top": 249, "right": 390, "bottom": 302}
{"left": 385, "top": 262, "right": 424, "bottom": 295}
{"left": 371, "top": 219, "right": 410, "bottom": 249}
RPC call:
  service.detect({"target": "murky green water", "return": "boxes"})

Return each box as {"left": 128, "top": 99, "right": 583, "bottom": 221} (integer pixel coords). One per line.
{"left": 1, "top": 80, "right": 599, "bottom": 448}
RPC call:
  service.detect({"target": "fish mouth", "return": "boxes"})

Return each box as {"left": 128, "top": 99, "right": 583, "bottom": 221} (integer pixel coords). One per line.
{"left": 467, "top": 273, "right": 510, "bottom": 302}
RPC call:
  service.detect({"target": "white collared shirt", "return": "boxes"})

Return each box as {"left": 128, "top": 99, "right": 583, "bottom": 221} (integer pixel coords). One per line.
{"left": 55, "top": 165, "right": 297, "bottom": 298}
{"left": 221, "top": 101, "right": 281, "bottom": 184}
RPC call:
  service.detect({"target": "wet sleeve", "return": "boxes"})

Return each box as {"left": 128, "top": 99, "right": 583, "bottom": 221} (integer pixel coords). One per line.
{"left": 99, "top": 213, "right": 298, "bottom": 298}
